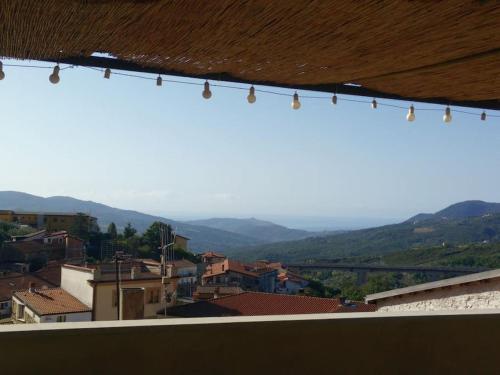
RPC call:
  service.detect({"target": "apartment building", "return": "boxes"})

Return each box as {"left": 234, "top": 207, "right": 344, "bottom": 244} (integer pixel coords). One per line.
{"left": 0, "top": 210, "right": 97, "bottom": 232}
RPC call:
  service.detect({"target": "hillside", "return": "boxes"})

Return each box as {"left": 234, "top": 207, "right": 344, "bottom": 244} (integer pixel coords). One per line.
{"left": 186, "top": 217, "right": 313, "bottom": 243}
{"left": 0, "top": 191, "right": 261, "bottom": 251}
{"left": 407, "top": 200, "right": 500, "bottom": 224}
{"left": 225, "top": 201, "right": 500, "bottom": 262}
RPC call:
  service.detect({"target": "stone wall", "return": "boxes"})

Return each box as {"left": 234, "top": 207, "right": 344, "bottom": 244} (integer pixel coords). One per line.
{"left": 377, "top": 279, "right": 500, "bottom": 312}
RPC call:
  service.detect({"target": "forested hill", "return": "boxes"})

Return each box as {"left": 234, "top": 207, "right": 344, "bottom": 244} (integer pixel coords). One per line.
{"left": 0, "top": 191, "right": 261, "bottom": 251}
{"left": 225, "top": 203, "right": 500, "bottom": 262}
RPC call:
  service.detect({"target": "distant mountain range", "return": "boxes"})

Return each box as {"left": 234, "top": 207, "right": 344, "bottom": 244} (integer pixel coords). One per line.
{"left": 0, "top": 191, "right": 319, "bottom": 251}
{"left": 224, "top": 200, "right": 500, "bottom": 262}
{"left": 185, "top": 217, "right": 313, "bottom": 243}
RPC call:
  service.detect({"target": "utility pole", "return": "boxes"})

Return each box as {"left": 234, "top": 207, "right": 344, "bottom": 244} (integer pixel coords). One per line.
{"left": 112, "top": 251, "right": 127, "bottom": 320}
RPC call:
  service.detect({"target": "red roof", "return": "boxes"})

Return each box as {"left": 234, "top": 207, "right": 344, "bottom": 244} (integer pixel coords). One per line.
{"left": 0, "top": 273, "right": 56, "bottom": 301}
{"left": 201, "top": 251, "right": 226, "bottom": 258}
{"left": 167, "top": 292, "right": 376, "bottom": 317}
{"left": 13, "top": 287, "right": 91, "bottom": 316}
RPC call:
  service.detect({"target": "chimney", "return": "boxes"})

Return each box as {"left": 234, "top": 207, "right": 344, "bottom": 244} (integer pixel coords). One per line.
{"left": 28, "top": 282, "right": 35, "bottom": 293}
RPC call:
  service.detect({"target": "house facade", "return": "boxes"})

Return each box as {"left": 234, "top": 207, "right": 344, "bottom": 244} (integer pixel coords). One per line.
{"left": 60, "top": 262, "right": 176, "bottom": 320}
{"left": 0, "top": 210, "right": 97, "bottom": 232}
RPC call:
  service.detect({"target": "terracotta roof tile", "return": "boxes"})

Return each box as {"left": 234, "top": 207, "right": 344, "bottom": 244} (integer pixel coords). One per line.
{"left": 13, "top": 288, "right": 91, "bottom": 316}
{"left": 0, "top": 274, "right": 55, "bottom": 301}
{"left": 167, "top": 292, "right": 375, "bottom": 317}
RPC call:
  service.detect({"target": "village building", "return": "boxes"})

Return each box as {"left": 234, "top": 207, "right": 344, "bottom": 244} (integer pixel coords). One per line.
{"left": 202, "top": 259, "right": 277, "bottom": 293}
{"left": 60, "top": 262, "right": 177, "bottom": 320}
{"left": 2, "top": 230, "right": 85, "bottom": 263}
{"left": 365, "top": 269, "right": 500, "bottom": 312}
{"left": 174, "top": 234, "right": 190, "bottom": 251}
{"left": 12, "top": 287, "right": 91, "bottom": 323}
{"left": 167, "top": 292, "right": 376, "bottom": 317}
{"left": 0, "top": 210, "right": 97, "bottom": 232}
{"left": 200, "top": 251, "right": 226, "bottom": 265}
{"left": 141, "top": 258, "right": 197, "bottom": 297}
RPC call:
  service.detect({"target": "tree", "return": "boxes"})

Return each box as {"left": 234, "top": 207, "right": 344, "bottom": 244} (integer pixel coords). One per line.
{"left": 123, "top": 223, "right": 137, "bottom": 239}
{"left": 107, "top": 222, "right": 118, "bottom": 239}
{"left": 69, "top": 213, "right": 92, "bottom": 241}
{"left": 141, "top": 222, "right": 174, "bottom": 259}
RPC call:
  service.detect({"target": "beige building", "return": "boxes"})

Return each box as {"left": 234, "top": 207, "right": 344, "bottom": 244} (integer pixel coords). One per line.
{"left": 365, "top": 269, "right": 500, "bottom": 312}
{"left": 0, "top": 210, "right": 97, "bottom": 232}
{"left": 61, "top": 262, "right": 176, "bottom": 321}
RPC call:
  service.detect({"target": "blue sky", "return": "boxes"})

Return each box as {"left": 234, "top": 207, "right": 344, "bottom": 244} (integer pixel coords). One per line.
{"left": 1, "top": 61, "right": 499, "bottom": 226}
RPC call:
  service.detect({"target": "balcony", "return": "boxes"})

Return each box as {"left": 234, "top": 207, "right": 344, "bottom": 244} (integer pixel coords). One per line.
{"left": 1, "top": 310, "right": 499, "bottom": 373}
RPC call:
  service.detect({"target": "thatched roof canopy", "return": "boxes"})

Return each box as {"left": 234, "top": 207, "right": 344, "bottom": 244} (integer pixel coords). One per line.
{"left": 0, "top": 0, "right": 499, "bottom": 109}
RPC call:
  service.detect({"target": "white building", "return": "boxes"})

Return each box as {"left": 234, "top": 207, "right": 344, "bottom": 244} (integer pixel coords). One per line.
{"left": 12, "top": 287, "right": 91, "bottom": 323}
{"left": 365, "top": 269, "right": 500, "bottom": 312}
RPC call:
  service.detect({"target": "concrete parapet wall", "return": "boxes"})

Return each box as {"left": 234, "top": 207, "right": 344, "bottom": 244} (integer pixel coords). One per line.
{"left": 0, "top": 311, "right": 499, "bottom": 374}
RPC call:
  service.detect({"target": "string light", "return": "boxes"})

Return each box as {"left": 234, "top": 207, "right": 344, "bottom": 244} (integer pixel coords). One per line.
{"left": 443, "top": 106, "right": 452, "bottom": 123}
{"left": 49, "top": 65, "right": 60, "bottom": 84}
{"left": 156, "top": 75, "right": 162, "bottom": 86}
{"left": 247, "top": 86, "right": 256, "bottom": 104}
{"left": 0, "top": 62, "right": 498, "bottom": 122}
{"left": 406, "top": 105, "right": 415, "bottom": 122}
{"left": 291, "top": 91, "right": 301, "bottom": 110}
{"left": 202, "top": 80, "right": 212, "bottom": 99}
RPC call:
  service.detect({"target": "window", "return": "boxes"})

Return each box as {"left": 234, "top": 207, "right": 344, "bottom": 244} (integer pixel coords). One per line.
{"left": 147, "top": 288, "right": 160, "bottom": 304}
{"left": 17, "top": 304, "right": 25, "bottom": 320}
{"left": 56, "top": 315, "right": 67, "bottom": 322}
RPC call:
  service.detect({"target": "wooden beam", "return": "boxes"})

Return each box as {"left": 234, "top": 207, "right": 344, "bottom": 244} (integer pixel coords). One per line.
{"left": 43, "top": 55, "right": 499, "bottom": 110}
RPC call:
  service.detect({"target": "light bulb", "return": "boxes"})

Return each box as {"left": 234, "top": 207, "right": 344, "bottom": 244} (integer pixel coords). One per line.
{"left": 371, "top": 99, "right": 377, "bottom": 109}
{"left": 443, "top": 106, "right": 452, "bottom": 123}
{"left": 331, "top": 94, "right": 337, "bottom": 105}
{"left": 291, "top": 92, "right": 301, "bottom": 110}
{"left": 406, "top": 105, "right": 415, "bottom": 122}
{"left": 202, "top": 81, "right": 212, "bottom": 99}
{"left": 49, "top": 65, "right": 60, "bottom": 84}
{"left": 481, "top": 111, "right": 486, "bottom": 121}
{"left": 0, "top": 61, "right": 4, "bottom": 80}
{"left": 157, "top": 75, "right": 162, "bottom": 86}
{"left": 247, "top": 86, "right": 256, "bottom": 104}
{"left": 104, "top": 68, "right": 111, "bottom": 79}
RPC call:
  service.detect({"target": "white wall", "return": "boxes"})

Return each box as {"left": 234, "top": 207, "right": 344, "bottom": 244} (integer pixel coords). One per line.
{"left": 377, "top": 279, "right": 500, "bottom": 312}
{"left": 60, "top": 266, "right": 94, "bottom": 308}
{"left": 40, "top": 312, "right": 91, "bottom": 323}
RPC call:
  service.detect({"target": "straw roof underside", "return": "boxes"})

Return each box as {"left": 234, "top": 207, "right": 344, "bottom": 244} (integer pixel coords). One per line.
{"left": 0, "top": 0, "right": 499, "bottom": 107}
